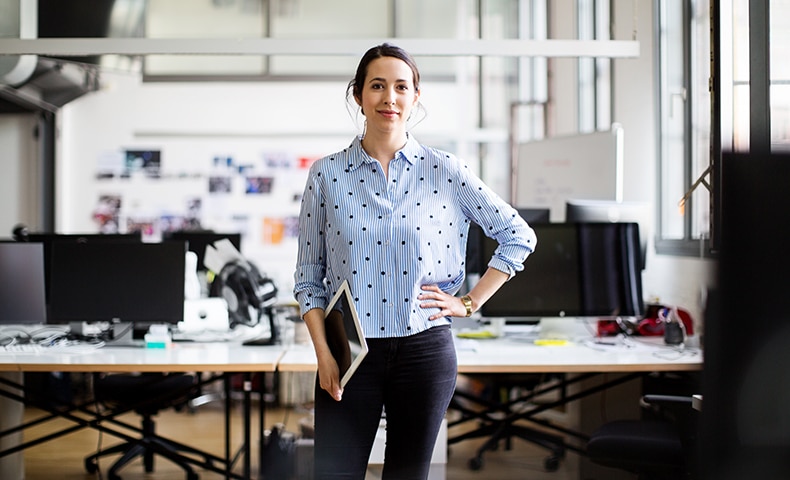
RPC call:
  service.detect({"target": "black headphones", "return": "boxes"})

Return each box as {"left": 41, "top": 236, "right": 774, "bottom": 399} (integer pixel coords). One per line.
{"left": 209, "top": 260, "right": 277, "bottom": 329}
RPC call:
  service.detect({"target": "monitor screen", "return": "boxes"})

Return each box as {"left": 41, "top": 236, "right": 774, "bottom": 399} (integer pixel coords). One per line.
{"left": 466, "top": 208, "right": 550, "bottom": 275}
{"left": 23, "top": 233, "right": 143, "bottom": 303}
{"left": 564, "top": 199, "right": 651, "bottom": 269}
{"left": 47, "top": 241, "right": 186, "bottom": 327}
{"left": 0, "top": 242, "right": 47, "bottom": 324}
{"left": 164, "top": 231, "right": 242, "bottom": 272}
{"left": 479, "top": 222, "right": 644, "bottom": 321}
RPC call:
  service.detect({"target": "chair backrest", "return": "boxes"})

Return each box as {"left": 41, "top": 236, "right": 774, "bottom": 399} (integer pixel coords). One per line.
{"left": 94, "top": 373, "right": 197, "bottom": 416}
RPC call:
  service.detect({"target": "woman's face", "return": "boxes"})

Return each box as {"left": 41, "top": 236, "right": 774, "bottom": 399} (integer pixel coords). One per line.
{"left": 356, "top": 56, "right": 420, "bottom": 135}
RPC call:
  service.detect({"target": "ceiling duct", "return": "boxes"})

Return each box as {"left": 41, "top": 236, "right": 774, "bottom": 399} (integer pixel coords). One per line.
{"left": 0, "top": 0, "right": 144, "bottom": 113}
{"left": 0, "top": 57, "right": 101, "bottom": 113}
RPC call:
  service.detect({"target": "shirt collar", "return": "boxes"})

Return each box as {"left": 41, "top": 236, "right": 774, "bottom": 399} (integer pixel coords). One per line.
{"left": 399, "top": 133, "right": 421, "bottom": 166}
{"left": 349, "top": 133, "right": 421, "bottom": 171}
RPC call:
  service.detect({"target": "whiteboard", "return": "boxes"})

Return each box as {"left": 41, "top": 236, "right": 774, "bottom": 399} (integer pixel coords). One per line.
{"left": 514, "top": 125, "right": 623, "bottom": 221}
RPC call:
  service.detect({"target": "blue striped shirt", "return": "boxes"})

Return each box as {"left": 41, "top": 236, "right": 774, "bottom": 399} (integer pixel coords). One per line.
{"left": 293, "top": 135, "right": 536, "bottom": 338}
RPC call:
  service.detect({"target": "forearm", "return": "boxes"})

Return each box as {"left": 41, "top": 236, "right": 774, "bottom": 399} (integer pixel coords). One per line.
{"left": 302, "top": 307, "right": 334, "bottom": 360}
{"left": 303, "top": 306, "right": 344, "bottom": 401}
{"left": 465, "top": 267, "right": 510, "bottom": 314}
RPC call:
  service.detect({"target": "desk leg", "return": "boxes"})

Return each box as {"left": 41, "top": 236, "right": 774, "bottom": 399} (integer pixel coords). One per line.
{"left": 224, "top": 374, "right": 232, "bottom": 480}
{"left": 243, "top": 373, "right": 252, "bottom": 479}
{"left": 258, "top": 373, "right": 266, "bottom": 480}
{"left": 0, "top": 372, "right": 24, "bottom": 480}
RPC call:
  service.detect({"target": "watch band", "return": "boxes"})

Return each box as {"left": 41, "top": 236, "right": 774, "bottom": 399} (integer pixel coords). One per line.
{"left": 461, "top": 295, "right": 473, "bottom": 317}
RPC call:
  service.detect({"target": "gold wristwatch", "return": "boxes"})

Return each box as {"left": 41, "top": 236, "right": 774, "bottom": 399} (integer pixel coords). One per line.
{"left": 461, "top": 295, "right": 473, "bottom": 317}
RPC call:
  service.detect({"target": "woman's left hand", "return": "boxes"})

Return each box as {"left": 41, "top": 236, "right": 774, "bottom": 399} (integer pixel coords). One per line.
{"left": 418, "top": 284, "right": 467, "bottom": 320}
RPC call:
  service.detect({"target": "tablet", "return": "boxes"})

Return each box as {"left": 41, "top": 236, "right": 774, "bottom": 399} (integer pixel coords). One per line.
{"left": 324, "top": 280, "right": 369, "bottom": 388}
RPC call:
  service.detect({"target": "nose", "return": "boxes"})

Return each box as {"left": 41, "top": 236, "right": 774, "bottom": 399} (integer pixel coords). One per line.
{"left": 384, "top": 88, "right": 396, "bottom": 105}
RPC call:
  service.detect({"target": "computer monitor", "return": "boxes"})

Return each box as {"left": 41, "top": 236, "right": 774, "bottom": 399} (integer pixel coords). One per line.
{"left": 479, "top": 222, "right": 644, "bottom": 322}
{"left": 21, "top": 232, "right": 143, "bottom": 304}
{"left": 47, "top": 241, "right": 186, "bottom": 335}
{"left": 565, "top": 199, "right": 651, "bottom": 269}
{"left": 0, "top": 242, "right": 47, "bottom": 324}
{"left": 164, "top": 231, "right": 242, "bottom": 272}
{"left": 466, "top": 208, "right": 551, "bottom": 275}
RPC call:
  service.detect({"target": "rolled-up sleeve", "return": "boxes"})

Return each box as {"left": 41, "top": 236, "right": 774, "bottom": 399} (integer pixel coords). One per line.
{"left": 486, "top": 219, "right": 537, "bottom": 279}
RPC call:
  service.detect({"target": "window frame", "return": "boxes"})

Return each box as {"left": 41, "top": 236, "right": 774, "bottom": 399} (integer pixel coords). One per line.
{"left": 655, "top": 0, "right": 781, "bottom": 258}
{"left": 654, "top": 0, "right": 714, "bottom": 258}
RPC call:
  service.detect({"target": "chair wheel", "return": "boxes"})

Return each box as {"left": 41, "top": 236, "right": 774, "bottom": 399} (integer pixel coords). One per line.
{"left": 84, "top": 458, "right": 98, "bottom": 474}
{"left": 544, "top": 455, "right": 560, "bottom": 471}
{"left": 468, "top": 456, "right": 483, "bottom": 470}
{"left": 188, "top": 473, "right": 199, "bottom": 480}
{"left": 109, "top": 473, "right": 122, "bottom": 480}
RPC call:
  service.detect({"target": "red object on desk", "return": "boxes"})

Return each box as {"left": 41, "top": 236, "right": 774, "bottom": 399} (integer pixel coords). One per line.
{"left": 597, "top": 304, "right": 695, "bottom": 337}
{"left": 596, "top": 320, "right": 623, "bottom": 336}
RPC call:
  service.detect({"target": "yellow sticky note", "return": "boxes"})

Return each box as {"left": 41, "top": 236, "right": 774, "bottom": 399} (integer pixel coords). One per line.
{"left": 457, "top": 330, "right": 497, "bottom": 339}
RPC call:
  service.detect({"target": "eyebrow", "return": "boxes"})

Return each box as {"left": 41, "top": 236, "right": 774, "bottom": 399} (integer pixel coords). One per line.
{"left": 368, "top": 77, "right": 410, "bottom": 84}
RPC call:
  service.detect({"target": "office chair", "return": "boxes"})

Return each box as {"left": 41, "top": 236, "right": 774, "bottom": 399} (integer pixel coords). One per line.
{"left": 586, "top": 394, "right": 698, "bottom": 480}
{"left": 84, "top": 372, "right": 205, "bottom": 480}
{"left": 449, "top": 373, "right": 567, "bottom": 471}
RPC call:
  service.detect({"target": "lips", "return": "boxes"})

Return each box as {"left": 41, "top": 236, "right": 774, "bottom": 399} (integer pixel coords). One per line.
{"left": 378, "top": 109, "right": 399, "bottom": 117}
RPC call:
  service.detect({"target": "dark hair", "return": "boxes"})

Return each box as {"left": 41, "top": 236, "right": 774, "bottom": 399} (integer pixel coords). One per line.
{"left": 347, "top": 43, "right": 421, "bottom": 102}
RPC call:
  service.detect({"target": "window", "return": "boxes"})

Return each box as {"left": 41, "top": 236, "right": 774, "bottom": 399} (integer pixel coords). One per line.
{"left": 657, "top": 0, "right": 790, "bottom": 256}
{"left": 143, "top": 0, "right": 468, "bottom": 80}
{"left": 656, "top": 0, "right": 711, "bottom": 256}
{"left": 577, "top": 0, "right": 611, "bottom": 132}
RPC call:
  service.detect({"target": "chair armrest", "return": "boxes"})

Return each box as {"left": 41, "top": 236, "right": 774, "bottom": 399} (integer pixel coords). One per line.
{"left": 641, "top": 394, "right": 694, "bottom": 407}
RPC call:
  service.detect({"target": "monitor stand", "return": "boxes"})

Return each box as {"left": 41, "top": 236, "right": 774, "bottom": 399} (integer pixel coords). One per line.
{"left": 68, "top": 321, "right": 139, "bottom": 346}
{"left": 109, "top": 321, "right": 140, "bottom": 346}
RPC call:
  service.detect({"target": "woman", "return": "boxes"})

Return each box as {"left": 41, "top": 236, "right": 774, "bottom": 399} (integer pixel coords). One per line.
{"left": 293, "top": 43, "right": 537, "bottom": 479}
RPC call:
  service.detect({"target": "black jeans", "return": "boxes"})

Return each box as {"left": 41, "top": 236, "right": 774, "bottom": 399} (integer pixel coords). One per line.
{"left": 313, "top": 325, "right": 457, "bottom": 480}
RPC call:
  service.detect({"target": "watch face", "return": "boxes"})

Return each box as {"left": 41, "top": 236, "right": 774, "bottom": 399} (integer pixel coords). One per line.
{"left": 462, "top": 296, "right": 472, "bottom": 315}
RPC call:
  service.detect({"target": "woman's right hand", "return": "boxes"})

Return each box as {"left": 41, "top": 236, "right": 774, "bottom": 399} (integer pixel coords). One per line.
{"left": 316, "top": 352, "right": 344, "bottom": 401}
{"left": 301, "top": 306, "right": 345, "bottom": 401}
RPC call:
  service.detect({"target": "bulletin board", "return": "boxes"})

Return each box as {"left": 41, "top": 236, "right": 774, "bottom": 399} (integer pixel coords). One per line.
{"left": 85, "top": 135, "right": 351, "bottom": 294}
{"left": 514, "top": 125, "right": 623, "bottom": 221}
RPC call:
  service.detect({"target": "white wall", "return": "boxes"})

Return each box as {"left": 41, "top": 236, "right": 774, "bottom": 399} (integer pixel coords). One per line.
{"left": 0, "top": 114, "right": 39, "bottom": 237}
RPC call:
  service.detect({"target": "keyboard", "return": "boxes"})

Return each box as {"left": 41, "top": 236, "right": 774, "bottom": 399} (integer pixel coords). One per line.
{"left": 0, "top": 343, "right": 46, "bottom": 354}
{"left": 0, "top": 341, "right": 104, "bottom": 354}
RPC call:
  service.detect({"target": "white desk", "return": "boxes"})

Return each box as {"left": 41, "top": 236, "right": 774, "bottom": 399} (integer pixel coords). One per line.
{"left": 454, "top": 334, "right": 703, "bottom": 373}
{"left": 278, "top": 332, "right": 703, "bottom": 374}
{"left": 0, "top": 342, "right": 284, "bottom": 373}
{"left": 0, "top": 342, "right": 285, "bottom": 480}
